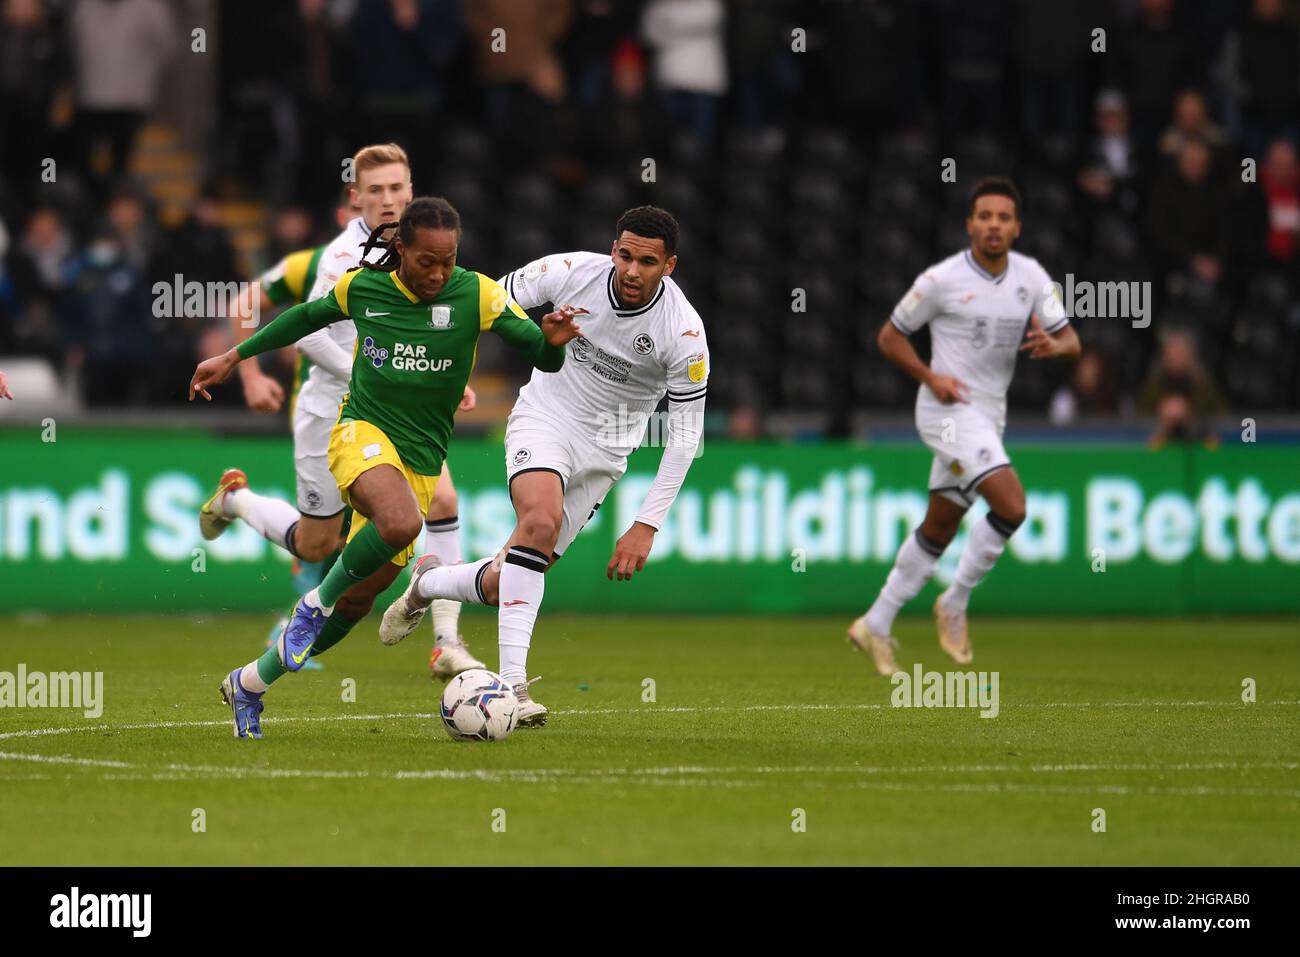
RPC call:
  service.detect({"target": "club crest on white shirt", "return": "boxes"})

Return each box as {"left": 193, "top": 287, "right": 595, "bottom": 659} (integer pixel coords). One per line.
{"left": 633, "top": 334, "right": 655, "bottom": 355}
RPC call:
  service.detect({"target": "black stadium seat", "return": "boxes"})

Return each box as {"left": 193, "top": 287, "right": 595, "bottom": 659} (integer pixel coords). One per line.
{"left": 506, "top": 175, "right": 558, "bottom": 218}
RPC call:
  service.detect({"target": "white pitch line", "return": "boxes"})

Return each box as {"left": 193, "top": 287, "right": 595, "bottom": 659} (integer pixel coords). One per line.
{"left": 0, "top": 751, "right": 130, "bottom": 768}
{"left": 33, "top": 770, "right": 1300, "bottom": 800}
{"left": 0, "top": 712, "right": 440, "bottom": 742}
{"left": 2, "top": 698, "right": 1296, "bottom": 743}
{"left": 844, "top": 781, "right": 1300, "bottom": 799}
{"left": 3, "top": 750, "right": 1297, "bottom": 786}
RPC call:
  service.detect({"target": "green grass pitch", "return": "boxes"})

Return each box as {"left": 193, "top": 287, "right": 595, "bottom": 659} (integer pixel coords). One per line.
{"left": 0, "top": 612, "right": 1296, "bottom": 865}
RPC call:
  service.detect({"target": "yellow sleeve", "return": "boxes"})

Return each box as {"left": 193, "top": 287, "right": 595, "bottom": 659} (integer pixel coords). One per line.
{"left": 475, "top": 272, "right": 528, "bottom": 331}
{"left": 332, "top": 268, "right": 360, "bottom": 318}
{"left": 282, "top": 249, "right": 315, "bottom": 302}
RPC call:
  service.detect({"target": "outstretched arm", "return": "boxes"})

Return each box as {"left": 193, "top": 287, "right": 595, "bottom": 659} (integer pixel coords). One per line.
{"left": 190, "top": 295, "right": 343, "bottom": 401}
{"left": 229, "top": 282, "right": 285, "bottom": 411}
{"left": 491, "top": 304, "right": 585, "bottom": 372}
{"left": 608, "top": 397, "right": 706, "bottom": 581}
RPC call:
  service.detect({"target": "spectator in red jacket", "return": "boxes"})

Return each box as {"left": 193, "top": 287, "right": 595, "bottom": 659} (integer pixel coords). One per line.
{"left": 1259, "top": 138, "right": 1300, "bottom": 265}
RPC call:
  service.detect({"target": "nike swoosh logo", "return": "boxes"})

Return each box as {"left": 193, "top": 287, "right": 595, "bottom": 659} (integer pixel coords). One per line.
{"left": 680, "top": 329, "right": 700, "bottom": 337}
{"left": 503, "top": 599, "right": 529, "bottom": 606}
{"left": 958, "top": 294, "right": 976, "bottom": 304}
{"left": 291, "top": 643, "right": 315, "bottom": 664}
{"left": 365, "top": 308, "right": 391, "bottom": 317}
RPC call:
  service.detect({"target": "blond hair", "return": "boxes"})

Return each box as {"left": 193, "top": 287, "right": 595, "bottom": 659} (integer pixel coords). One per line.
{"left": 352, "top": 143, "right": 410, "bottom": 183}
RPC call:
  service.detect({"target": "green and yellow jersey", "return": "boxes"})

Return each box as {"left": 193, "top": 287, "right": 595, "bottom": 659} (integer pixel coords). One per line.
{"left": 261, "top": 246, "right": 326, "bottom": 307}
{"left": 237, "top": 265, "right": 564, "bottom": 475}
{"left": 257, "top": 246, "right": 327, "bottom": 416}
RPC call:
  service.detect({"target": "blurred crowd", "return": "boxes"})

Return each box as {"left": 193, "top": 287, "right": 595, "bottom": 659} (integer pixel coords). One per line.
{"left": 0, "top": 0, "right": 1297, "bottom": 442}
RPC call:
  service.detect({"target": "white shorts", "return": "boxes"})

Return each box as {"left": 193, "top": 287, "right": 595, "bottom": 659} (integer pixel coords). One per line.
{"left": 292, "top": 404, "right": 346, "bottom": 518}
{"left": 917, "top": 405, "right": 1011, "bottom": 508}
{"left": 504, "top": 403, "right": 627, "bottom": 558}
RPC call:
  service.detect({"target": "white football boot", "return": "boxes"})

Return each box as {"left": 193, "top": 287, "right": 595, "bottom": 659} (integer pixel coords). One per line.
{"left": 428, "top": 635, "right": 486, "bottom": 681}
{"left": 379, "top": 552, "right": 440, "bottom": 645}
{"left": 512, "top": 676, "right": 548, "bottom": 727}
{"left": 933, "top": 598, "right": 973, "bottom": 664}
{"left": 847, "top": 616, "right": 903, "bottom": 676}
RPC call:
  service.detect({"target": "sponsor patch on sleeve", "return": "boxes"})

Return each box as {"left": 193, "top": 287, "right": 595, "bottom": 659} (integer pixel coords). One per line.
{"left": 1040, "top": 280, "right": 1067, "bottom": 323}
{"left": 687, "top": 353, "right": 707, "bottom": 383}
{"left": 899, "top": 285, "right": 924, "bottom": 316}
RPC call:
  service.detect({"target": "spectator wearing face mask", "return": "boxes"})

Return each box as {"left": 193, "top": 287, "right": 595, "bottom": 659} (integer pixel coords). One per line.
{"left": 60, "top": 225, "right": 153, "bottom": 405}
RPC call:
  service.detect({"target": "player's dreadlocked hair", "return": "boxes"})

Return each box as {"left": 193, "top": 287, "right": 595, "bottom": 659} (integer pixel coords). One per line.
{"left": 615, "top": 205, "right": 679, "bottom": 256}
{"left": 359, "top": 196, "right": 462, "bottom": 273}
{"left": 968, "top": 176, "right": 1023, "bottom": 218}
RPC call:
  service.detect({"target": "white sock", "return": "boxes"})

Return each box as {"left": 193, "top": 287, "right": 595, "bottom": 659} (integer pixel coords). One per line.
{"left": 302, "top": 586, "right": 334, "bottom": 616}
{"left": 497, "top": 546, "right": 548, "bottom": 685}
{"left": 423, "top": 516, "right": 463, "bottom": 564}
{"left": 865, "top": 529, "right": 945, "bottom": 636}
{"left": 416, "top": 557, "right": 492, "bottom": 604}
{"left": 940, "top": 514, "right": 1012, "bottom": 613}
{"left": 239, "top": 661, "right": 268, "bottom": 694}
{"left": 424, "top": 517, "right": 463, "bottom": 643}
{"left": 227, "top": 488, "right": 301, "bottom": 553}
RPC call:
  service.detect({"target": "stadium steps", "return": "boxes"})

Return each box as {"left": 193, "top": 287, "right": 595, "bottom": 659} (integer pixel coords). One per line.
{"left": 129, "top": 123, "right": 197, "bottom": 226}
{"left": 128, "top": 123, "right": 271, "bottom": 275}
{"left": 223, "top": 201, "right": 272, "bottom": 275}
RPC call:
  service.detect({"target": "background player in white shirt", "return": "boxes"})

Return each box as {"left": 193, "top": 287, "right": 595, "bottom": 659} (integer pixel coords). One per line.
{"left": 380, "top": 206, "right": 710, "bottom": 726}
{"left": 198, "top": 143, "right": 484, "bottom": 676}
{"left": 849, "top": 177, "right": 1080, "bottom": 675}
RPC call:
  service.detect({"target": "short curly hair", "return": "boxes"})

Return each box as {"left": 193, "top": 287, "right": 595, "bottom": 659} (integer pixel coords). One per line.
{"left": 615, "top": 205, "right": 679, "bottom": 256}
{"left": 968, "top": 177, "right": 1022, "bottom": 218}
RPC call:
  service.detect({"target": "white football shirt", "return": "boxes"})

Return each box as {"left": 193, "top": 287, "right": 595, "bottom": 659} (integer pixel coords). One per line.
{"left": 890, "top": 248, "right": 1067, "bottom": 423}
{"left": 294, "top": 216, "right": 372, "bottom": 419}
{"left": 500, "top": 251, "right": 710, "bottom": 458}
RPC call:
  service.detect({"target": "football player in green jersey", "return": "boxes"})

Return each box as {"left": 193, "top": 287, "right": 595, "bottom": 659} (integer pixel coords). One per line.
{"left": 214, "top": 169, "right": 485, "bottom": 676}
{"left": 228, "top": 186, "right": 358, "bottom": 666}
{"left": 188, "top": 196, "right": 586, "bottom": 738}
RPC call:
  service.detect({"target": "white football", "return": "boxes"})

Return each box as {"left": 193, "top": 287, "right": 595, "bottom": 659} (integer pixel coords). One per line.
{"left": 440, "top": 669, "right": 519, "bottom": 742}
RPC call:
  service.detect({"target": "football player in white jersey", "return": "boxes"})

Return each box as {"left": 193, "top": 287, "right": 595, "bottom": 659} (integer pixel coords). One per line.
{"left": 849, "top": 177, "right": 1080, "bottom": 675}
{"left": 198, "top": 143, "right": 485, "bottom": 677}
{"left": 379, "top": 206, "right": 710, "bottom": 726}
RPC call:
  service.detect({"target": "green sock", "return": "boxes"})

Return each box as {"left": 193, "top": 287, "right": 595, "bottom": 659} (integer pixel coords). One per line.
{"left": 255, "top": 642, "right": 288, "bottom": 686}
{"left": 310, "top": 612, "right": 360, "bottom": 658}
{"left": 318, "top": 522, "right": 401, "bottom": 607}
